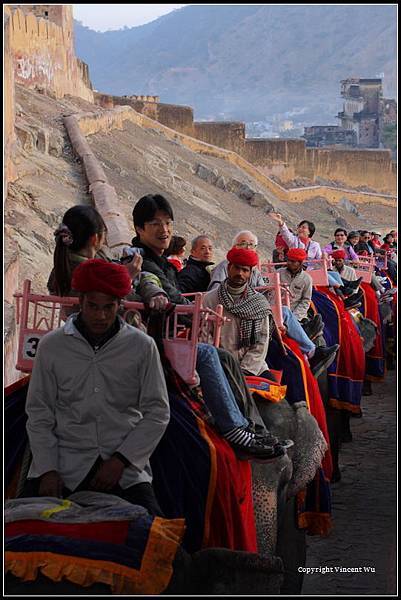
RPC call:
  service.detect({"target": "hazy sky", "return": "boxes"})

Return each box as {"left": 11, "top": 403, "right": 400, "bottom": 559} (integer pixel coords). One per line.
{"left": 73, "top": 4, "right": 187, "bottom": 31}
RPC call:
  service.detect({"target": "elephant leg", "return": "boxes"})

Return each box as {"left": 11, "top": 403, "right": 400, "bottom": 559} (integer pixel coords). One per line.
{"left": 252, "top": 470, "right": 278, "bottom": 557}
{"left": 275, "top": 496, "right": 306, "bottom": 594}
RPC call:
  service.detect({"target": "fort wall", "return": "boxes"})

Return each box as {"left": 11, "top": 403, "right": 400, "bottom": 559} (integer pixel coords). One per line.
{"left": 7, "top": 7, "right": 93, "bottom": 102}
{"left": 73, "top": 106, "right": 396, "bottom": 208}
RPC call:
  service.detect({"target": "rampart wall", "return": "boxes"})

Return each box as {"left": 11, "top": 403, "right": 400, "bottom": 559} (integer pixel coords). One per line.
{"left": 108, "top": 92, "right": 396, "bottom": 195}
{"left": 73, "top": 106, "right": 396, "bottom": 208}
{"left": 7, "top": 7, "right": 93, "bottom": 102}
{"left": 4, "top": 8, "right": 17, "bottom": 190}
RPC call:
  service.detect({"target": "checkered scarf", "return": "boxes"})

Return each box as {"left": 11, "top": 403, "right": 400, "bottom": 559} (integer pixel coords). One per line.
{"left": 218, "top": 281, "right": 271, "bottom": 348}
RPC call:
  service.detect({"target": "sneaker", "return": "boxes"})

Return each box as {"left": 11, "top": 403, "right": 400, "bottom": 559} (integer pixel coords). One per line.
{"left": 309, "top": 344, "right": 340, "bottom": 378}
{"left": 224, "top": 426, "right": 286, "bottom": 461}
{"left": 245, "top": 423, "right": 279, "bottom": 447}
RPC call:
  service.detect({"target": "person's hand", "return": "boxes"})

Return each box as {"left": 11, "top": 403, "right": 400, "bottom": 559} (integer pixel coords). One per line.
{"left": 89, "top": 456, "right": 125, "bottom": 492}
{"left": 125, "top": 253, "right": 143, "bottom": 280}
{"left": 149, "top": 294, "right": 169, "bottom": 311}
{"left": 270, "top": 212, "right": 284, "bottom": 227}
{"left": 278, "top": 325, "right": 287, "bottom": 335}
{"left": 39, "top": 470, "right": 64, "bottom": 498}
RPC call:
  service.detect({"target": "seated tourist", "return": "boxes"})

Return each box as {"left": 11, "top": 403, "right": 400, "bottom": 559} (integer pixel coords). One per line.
{"left": 205, "top": 247, "right": 339, "bottom": 380}
{"left": 270, "top": 212, "right": 322, "bottom": 259}
{"left": 331, "top": 249, "right": 364, "bottom": 309}
{"left": 47, "top": 204, "right": 166, "bottom": 312}
{"left": 203, "top": 247, "right": 273, "bottom": 379}
{"left": 166, "top": 235, "right": 187, "bottom": 272}
{"left": 208, "top": 231, "right": 265, "bottom": 291}
{"left": 370, "top": 232, "right": 382, "bottom": 250}
{"left": 24, "top": 259, "right": 170, "bottom": 516}
{"left": 277, "top": 249, "right": 313, "bottom": 322}
{"left": 130, "top": 194, "right": 287, "bottom": 459}
{"left": 177, "top": 235, "right": 215, "bottom": 293}
{"left": 354, "top": 231, "right": 375, "bottom": 256}
{"left": 323, "top": 228, "right": 359, "bottom": 261}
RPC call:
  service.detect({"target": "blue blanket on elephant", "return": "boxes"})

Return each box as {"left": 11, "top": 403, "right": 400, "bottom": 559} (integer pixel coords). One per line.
{"left": 311, "top": 288, "right": 365, "bottom": 414}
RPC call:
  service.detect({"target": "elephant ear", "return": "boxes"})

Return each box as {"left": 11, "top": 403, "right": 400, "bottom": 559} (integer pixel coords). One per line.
{"left": 286, "top": 402, "right": 327, "bottom": 497}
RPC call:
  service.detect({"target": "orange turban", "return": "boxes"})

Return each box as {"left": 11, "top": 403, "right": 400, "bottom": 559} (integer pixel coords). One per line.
{"left": 287, "top": 248, "right": 307, "bottom": 262}
{"left": 72, "top": 258, "right": 132, "bottom": 298}
{"left": 226, "top": 247, "right": 258, "bottom": 267}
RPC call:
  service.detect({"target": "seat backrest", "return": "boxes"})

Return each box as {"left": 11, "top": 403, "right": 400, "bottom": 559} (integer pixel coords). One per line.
{"left": 260, "top": 258, "right": 330, "bottom": 286}
{"left": 14, "top": 281, "right": 225, "bottom": 386}
{"left": 352, "top": 255, "right": 375, "bottom": 283}
{"left": 255, "top": 271, "right": 285, "bottom": 328}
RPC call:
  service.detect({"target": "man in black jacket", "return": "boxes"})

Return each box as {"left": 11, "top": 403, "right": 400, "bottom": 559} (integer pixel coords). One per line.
{"left": 178, "top": 235, "right": 214, "bottom": 293}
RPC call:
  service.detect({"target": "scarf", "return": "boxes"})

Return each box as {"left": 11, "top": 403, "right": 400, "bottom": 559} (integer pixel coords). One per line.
{"left": 218, "top": 280, "right": 270, "bottom": 348}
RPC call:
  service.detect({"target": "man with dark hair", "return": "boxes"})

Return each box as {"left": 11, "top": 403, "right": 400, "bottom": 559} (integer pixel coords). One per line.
{"left": 178, "top": 235, "right": 214, "bottom": 293}
{"left": 24, "top": 259, "right": 170, "bottom": 515}
{"left": 131, "top": 194, "right": 187, "bottom": 306}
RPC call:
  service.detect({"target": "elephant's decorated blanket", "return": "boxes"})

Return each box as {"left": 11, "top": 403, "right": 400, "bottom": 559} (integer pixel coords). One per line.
{"left": 359, "top": 282, "right": 386, "bottom": 381}
{"left": 312, "top": 288, "right": 365, "bottom": 414}
{"left": 5, "top": 492, "right": 185, "bottom": 594}
{"left": 151, "top": 373, "right": 257, "bottom": 554}
{"left": 266, "top": 337, "right": 332, "bottom": 536}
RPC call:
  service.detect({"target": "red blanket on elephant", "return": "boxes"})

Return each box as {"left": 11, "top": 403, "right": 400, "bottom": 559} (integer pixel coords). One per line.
{"left": 312, "top": 288, "right": 365, "bottom": 414}
{"left": 359, "top": 282, "right": 385, "bottom": 381}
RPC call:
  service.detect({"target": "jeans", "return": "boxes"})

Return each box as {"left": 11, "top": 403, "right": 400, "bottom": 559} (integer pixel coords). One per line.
{"left": 328, "top": 271, "right": 343, "bottom": 287}
{"left": 196, "top": 343, "right": 248, "bottom": 433}
{"left": 282, "top": 306, "right": 315, "bottom": 355}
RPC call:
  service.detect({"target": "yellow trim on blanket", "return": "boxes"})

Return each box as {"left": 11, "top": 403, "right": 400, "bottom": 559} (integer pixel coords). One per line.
{"left": 249, "top": 385, "right": 287, "bottom": 403}
{"left": 41, "top": 499, "right": 72, "bottom": 519}
{"left": 5, "top": 517, "right": 186, "bottom": 594}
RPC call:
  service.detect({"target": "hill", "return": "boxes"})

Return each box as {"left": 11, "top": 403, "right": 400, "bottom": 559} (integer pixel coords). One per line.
{"left": 74, "top": 4, "right": 397, "bottom": 122}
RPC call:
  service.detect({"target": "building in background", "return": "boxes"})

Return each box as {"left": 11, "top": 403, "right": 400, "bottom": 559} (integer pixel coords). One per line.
{"left": 303, "top": 125, "right": 357, "bottom": 148}
{"left": 337, "top": 78, "right": 382, "bottom": 148}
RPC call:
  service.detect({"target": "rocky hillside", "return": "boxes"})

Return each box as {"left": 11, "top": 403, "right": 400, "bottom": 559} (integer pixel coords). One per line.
{"left": 6, "top": 84, "right": 397, "bottom": 297}
{"left": 74, "top": 4, "right": 397, "bottom": 122}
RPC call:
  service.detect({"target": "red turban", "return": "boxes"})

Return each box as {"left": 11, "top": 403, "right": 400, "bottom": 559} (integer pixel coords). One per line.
{"left": 332, "top": 249, "right": 347, "bottom": 260}
{"left": 72, "top": 258, "right": 132, "bottom": 298}
{"left": 226, "top": 247, "right": 258, "bottom": 267}
{"left": 287, "top": 248, "right": 307, "bottom": 262}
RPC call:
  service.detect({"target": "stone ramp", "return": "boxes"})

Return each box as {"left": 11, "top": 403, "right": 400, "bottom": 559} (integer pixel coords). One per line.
{"left": 302, "top": 369, "right": 397, "bottom": 595}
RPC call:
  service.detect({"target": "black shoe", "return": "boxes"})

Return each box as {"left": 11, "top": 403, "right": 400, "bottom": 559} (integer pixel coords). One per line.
{"left": 246, "top": 424, "right": 279, "bottom": 447}
{"left": 301, "top": 314, "right": 324, "bottom": 340}
{"left": 341, "top": 277, "right": 363, "bottom": 290}
{"left": 231, "top": 437, "right": 286, "bottom": 461}
{"left": 344, "top": 291, "right": 363, "bottom": 309}
{"left": 309, "top": 344, "right": 340, "bottom": 378}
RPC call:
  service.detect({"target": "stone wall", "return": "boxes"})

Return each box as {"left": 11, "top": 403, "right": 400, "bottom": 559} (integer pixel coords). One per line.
{"left": 111, "top": 95, "right": 194, "bottom": 136}
{"left": 194, "top": 122, "right": 246, "bottom": 155}
{"left": 7, "top": 7, "right": 93, "bottom": 102}
{"left": 4, "top": 8, "right": 17, "bottom": 191}
{"left": 73, "top": 106, "right": 396, "bottom": 208}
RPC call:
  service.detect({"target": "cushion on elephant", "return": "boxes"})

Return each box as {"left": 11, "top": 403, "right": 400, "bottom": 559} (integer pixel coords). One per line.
{"left": 5, "top": 492, "right": 185, "bottom": 595}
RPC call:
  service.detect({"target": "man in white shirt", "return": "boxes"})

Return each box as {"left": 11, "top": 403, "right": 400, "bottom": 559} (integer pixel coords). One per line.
{"left": 24, "top": 259, "right": 170, "bottom": 515}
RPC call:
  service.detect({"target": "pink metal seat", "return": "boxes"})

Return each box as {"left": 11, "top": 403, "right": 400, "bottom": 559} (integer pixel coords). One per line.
{"left": 14, "top": 281, "right": 226, "bottom": 386}
{"left": 261, "top": 258, "right": 331, "bottom": 287}
{"left": 351, "top": 255, "right": 375, "bottom": 283}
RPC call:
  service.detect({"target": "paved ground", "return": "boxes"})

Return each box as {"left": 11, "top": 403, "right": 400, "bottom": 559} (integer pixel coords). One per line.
{"left": 302, "top": 369, "right": 397, "bottom": 596}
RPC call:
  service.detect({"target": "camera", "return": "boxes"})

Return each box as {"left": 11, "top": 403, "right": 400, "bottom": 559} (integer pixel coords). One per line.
{"left": 120, "top": 247, "right": 145, "bottom": 264}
